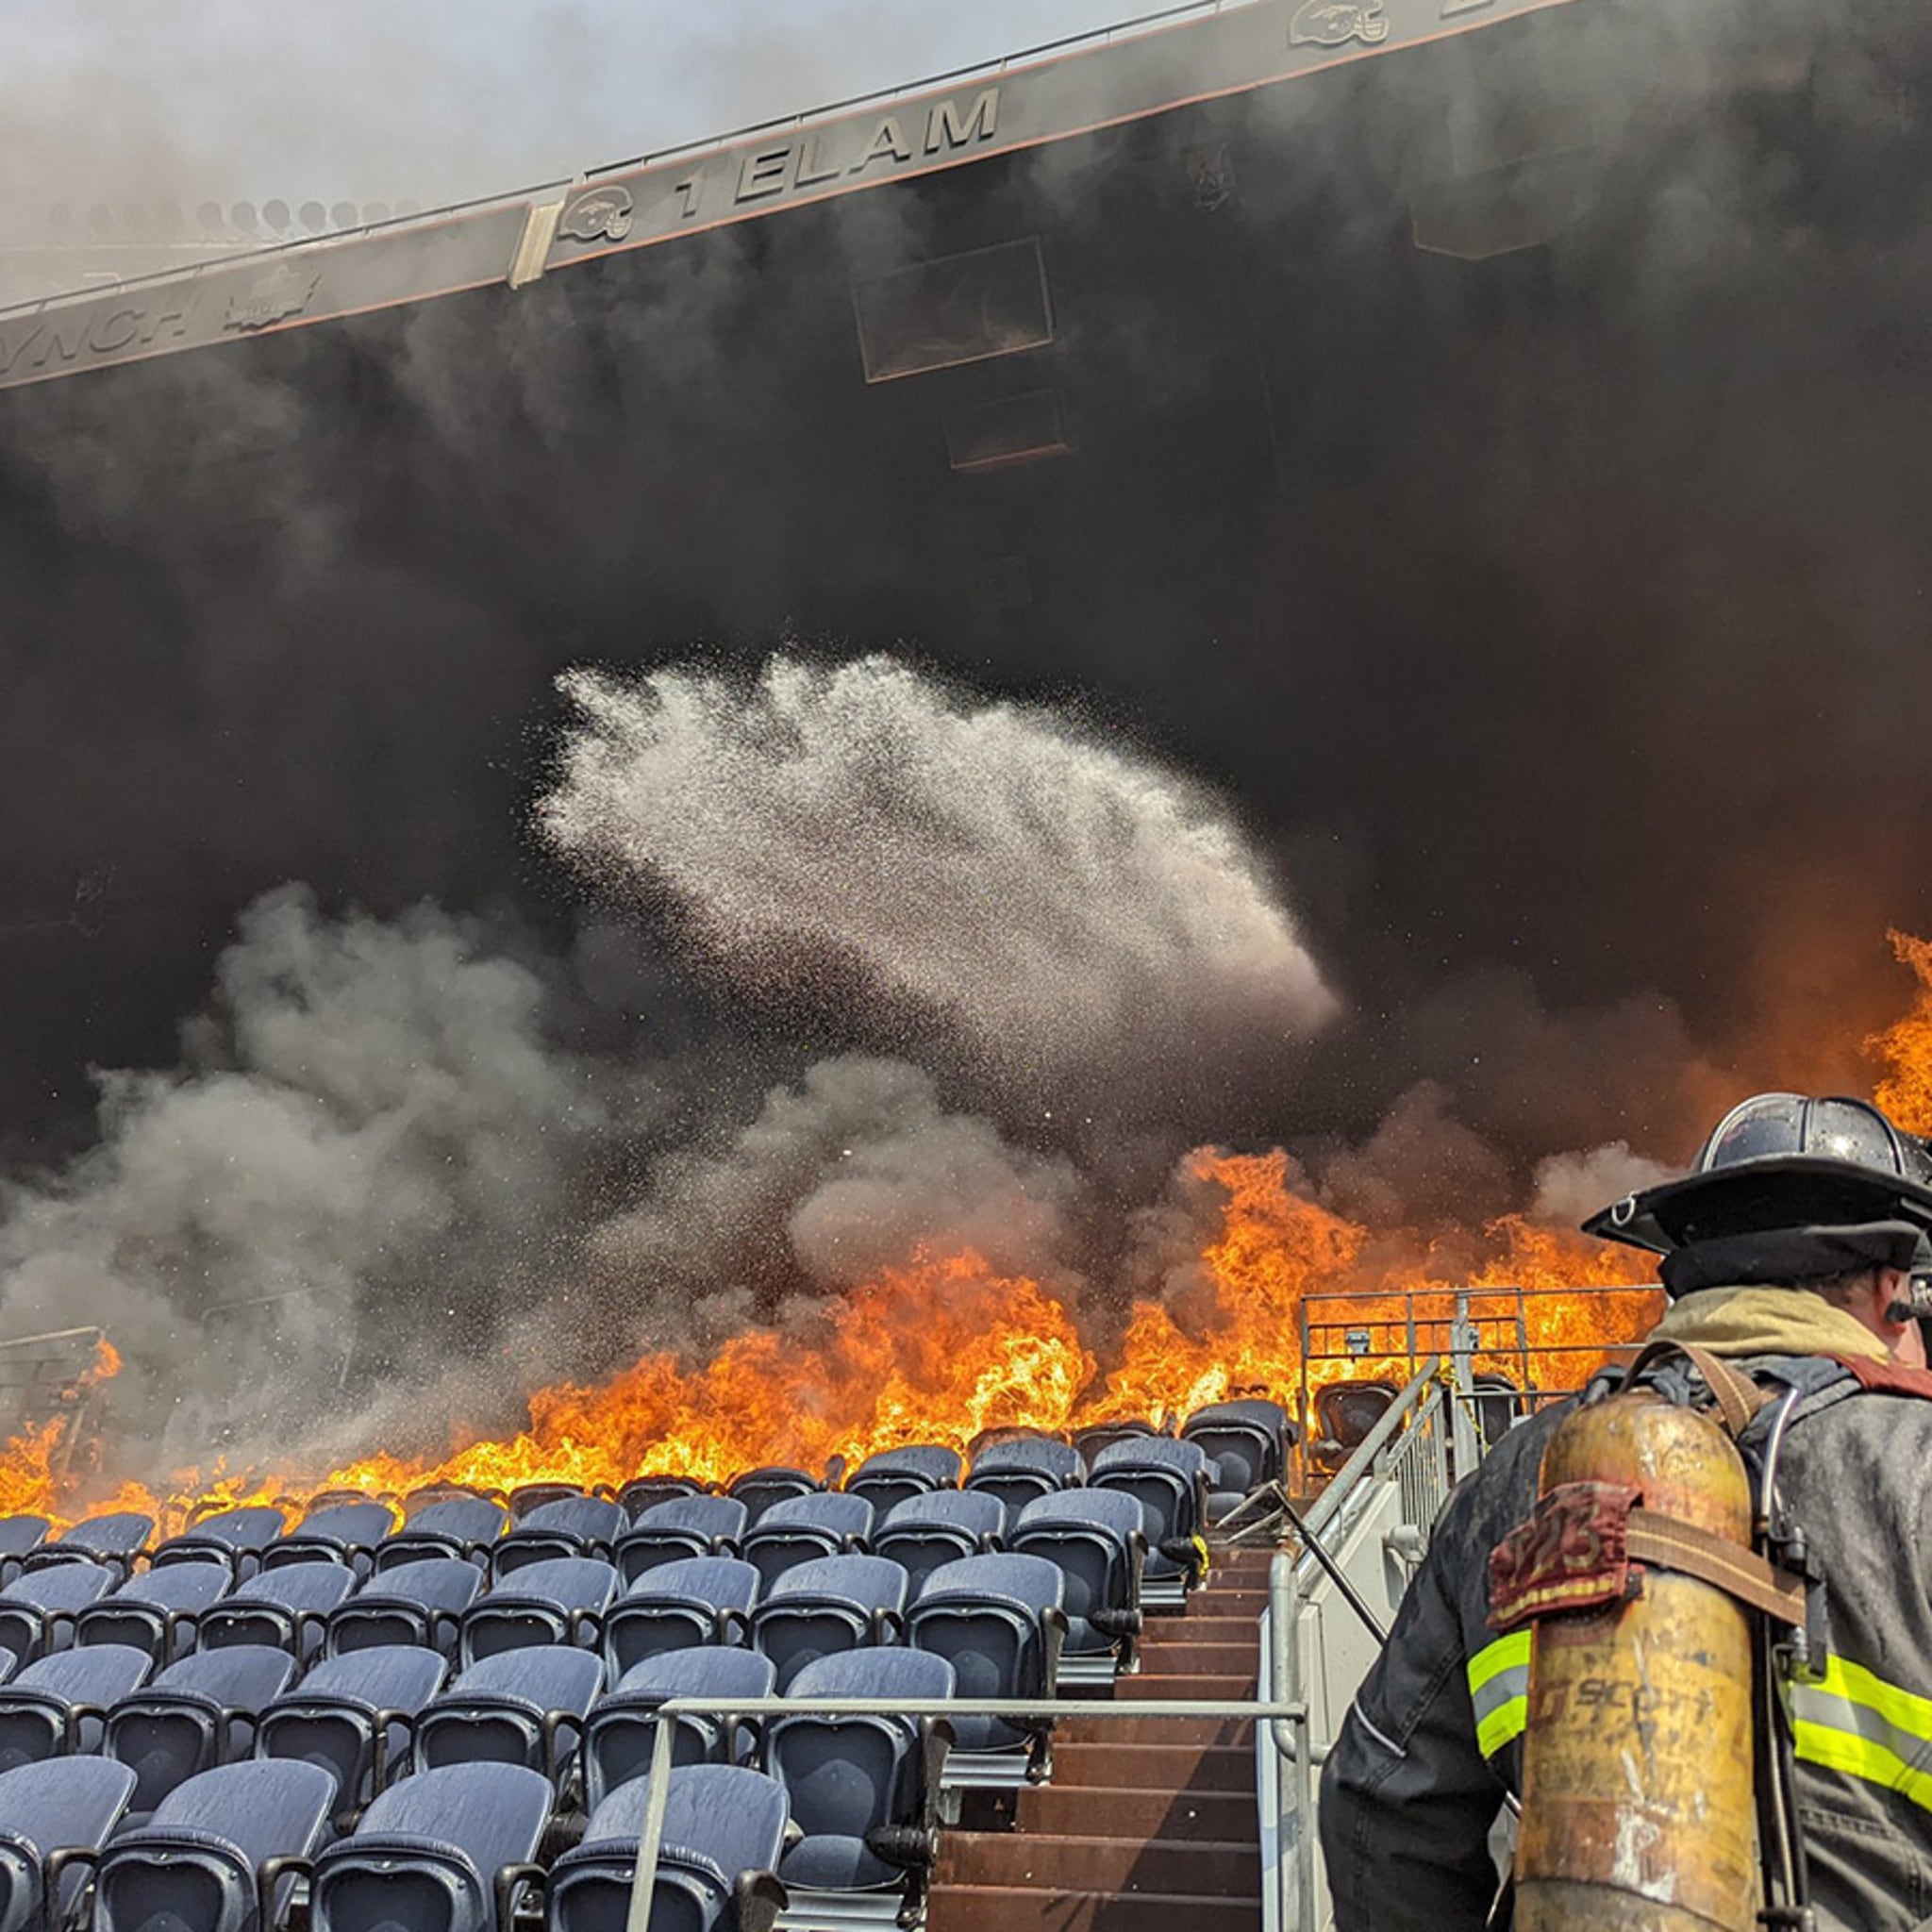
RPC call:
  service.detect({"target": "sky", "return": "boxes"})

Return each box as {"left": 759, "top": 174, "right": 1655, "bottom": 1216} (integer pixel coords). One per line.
{"left": 0, "top": 0, "right": 1153, "bottom": 234}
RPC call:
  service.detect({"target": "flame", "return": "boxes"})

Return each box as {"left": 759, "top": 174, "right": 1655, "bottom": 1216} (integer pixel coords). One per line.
{"left": 46, "top": 918, "right": 1932, "bottom": 1526}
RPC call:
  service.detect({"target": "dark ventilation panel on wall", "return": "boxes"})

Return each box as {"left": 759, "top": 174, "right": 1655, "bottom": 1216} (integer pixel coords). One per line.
{"left": 852, "top": 237, "right": 1055, "bottom": 383}
{"left": 944, "top": 390, "right": 1073, "bottom": 474}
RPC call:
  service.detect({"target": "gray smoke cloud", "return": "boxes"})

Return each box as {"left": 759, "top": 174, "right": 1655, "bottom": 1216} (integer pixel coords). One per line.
{"left": 0, "top": 885, "right": 613, "bottom": 1457}
{"left": 541, "top": 654, "right": 1336, "bottom": 1100}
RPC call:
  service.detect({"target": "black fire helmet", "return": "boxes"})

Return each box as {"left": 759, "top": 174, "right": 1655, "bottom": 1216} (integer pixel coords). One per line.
{"left": 1584, "top": 1093, "right": 1932, "bottom": 1297}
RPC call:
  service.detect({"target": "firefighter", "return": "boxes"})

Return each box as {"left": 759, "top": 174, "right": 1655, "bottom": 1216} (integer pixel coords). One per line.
{"left": 1319, "top": 1092, "right": 1932, "bottom": 1932}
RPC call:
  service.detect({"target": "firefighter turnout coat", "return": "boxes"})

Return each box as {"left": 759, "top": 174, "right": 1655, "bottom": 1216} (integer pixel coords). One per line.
{"left": 1318, "top": 1297, "right": 1932, "bottom": 1932}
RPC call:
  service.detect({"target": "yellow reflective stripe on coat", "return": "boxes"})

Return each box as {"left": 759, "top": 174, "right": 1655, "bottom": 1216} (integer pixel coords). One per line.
{"left": 1468, "top": 1628, "right": 1531, "bottom": 1758}
{"left": 1791, "top": 1655, "right": 1932, "bottom": 1812}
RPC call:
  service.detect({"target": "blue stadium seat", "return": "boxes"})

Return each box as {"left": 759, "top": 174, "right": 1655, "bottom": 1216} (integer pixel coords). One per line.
{"left": 0, "top": 1757, "right": 137, "bottom": 1932}
{"left": 842, "top": 1445, "right": 962, "bottom": 1517}
{"left": 615, "top": 1476, "right": 709, "bottom": 1517}
{"left": 152, "top": 1505, "right": 289, "bottom": 1582}
{"left": 1182, "top": 1397, "right": 1294, "bottom": 1512}
{"left": 1011, "top": 1490, "right": 1147, "bottom": 1683}
{"left": 197, "top": 1562, "right": 355, "bottom": 1661}
{"left": 0, "top": 1643, "right": 150, "bottom": 1770}
{"left": 93, "top": 1758, "right": 336, "bottom": 1932}
{"left": 741, "top": 1494, "right": 873, "bottom": 1593}
{"left": 28, "top": 1510, "right": 154, "bottom": 1581}
{"left": 1072, "top": 1419, "right": 1163, "bottom": 1465}
{"left": 766, "top": 1648, "right": 954, "bottom": 1924}
{"left": 374, "top": 1495, "right": 508, "bottom": 1574}
{"left": 581, "top": 1649, "right": 777, "bottom": 1809}
{"left": 414, "top": 1648, "right": 604, "bottom": 1784}
{"left": 107, "top": 1644, "right": 297, "bottom": 1820}
{"left": 310, "top": 1761, "right": 553, "bottom": 1932}
{"left": 0, "top": 1557, "right": 115, "bottom": 1661}
{"left": 908, "top": 1553, "right": 1065, "bottom": 1784}
{"left": 261, "top": 1499, "right": 398, "bottom": 1579}
{"left": 614, "top": 1496, "right": 747, "bottom": 1585}
{"left": 255, "top": 1643, "right": 448, "bottom": 1820}
{"left": 874, "top": 1491, "right": 1004, "bottom": 1593}
{"left": 0, "top": 1519, "right": 47, "bottom": 1589}
{"left": 76, "top": 1561, "right": 231, "bottom": 1663}
{"left": 458, "top": 1556, "right": 618, "bottom": 1667}
{"left": 325, "top": 1557, "right": 483, "bottom": 1657}
{"left": 546, "top": 1763, "right": 789, "bottom": 1932}
{"left": 603, "top": 1557, "right": 759, "bottom": 1679}
{"left": 1091, "top": 1437, "right": 1212, "bottom": 1606}
{"left": 749, "top": 1555, "right": 908, "bottom": 1693}
{"left": 724, "top": 1468, "right": 821, "bottom": 1525}
{"left": 491, "top": 1498, "right": 625, "bottom": 1581}
{"left": 965, "top": 1437, "right": 1083, "bottom": 1520}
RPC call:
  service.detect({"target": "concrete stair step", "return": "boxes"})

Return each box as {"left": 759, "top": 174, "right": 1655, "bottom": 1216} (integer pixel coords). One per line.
{"left": 1136, "top": 1641, "right": 1258, "bottom": 1676}
{"left": 1062, "top": 1710, "right": 1255, "bottom": 1746}
{"left": 1158, "top": 1617, "right": 1258, "bottom": 1643}
{"left": 1116, "top": 1673, "right": 1257, "bottom": 1701}
{"left": 1052, "top": 1741, "right": 1256, "bottom": 1791}
{"left": 940, "top": 1831, "right": 1260, "bottom": 1895}
{"left": 1016, "top": 1783, "right": 1257, "bottom": 1842}
{"left": 927, "top": 1886, "right": 1260, "bottom": 1931}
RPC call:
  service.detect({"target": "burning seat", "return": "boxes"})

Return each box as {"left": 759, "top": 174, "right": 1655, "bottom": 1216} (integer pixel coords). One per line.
{"left": 106, "top": 1643, "right": 297, "bottom": 1822}
{"left": 76, "top": 1561, "right": 231, "bottom": 1664}
{"left": 373, "top": 1494, "right": 509, "bottom": 1574}
{"left": 767, "top": 1647, "right": 954, "bottom": 1925}
{"left": 964, "top": 1438, "right": 1083, "bottom": 1520}
{"left": 413, "top": 1648, "right": 605, "bottom": 1787}
{"left": 581, "top": 1649, "right": 777, "bottom": 1808}
{"left": 196, "top": 1562, "right": 355, "bottom": 1662}
{"left": 603, "top": 1557, "right": 760, "bottom": 1680}
{"left": 546, "top": 1762, "right": 790, "bottom": 1932}
{"left": 26, "top": 1510, "right": 154, "bottom": 1582}
{"left": 616, "top": 1475, "right": 711, "bottom": 1517}
{"left": 260, "top": 1498, "right": 397, "bottom": 1579}
{"left": 843, "top": 1445, "right": 963, "bottom": 1517}
{"left": 151, "top": 1504, "right": 289, "bottom": 1583}
{"left": 457, "top": 1556, "right": 619, "bottom": 1668}
{"left": 309, "top": 1761, "right": 553, "bottom": 1932}
{"left": 490, "top": 1497, "right": 626, "bottom": 1582}
{"left": 324, "top": 1557, "right": 483, "bottom": 1658}
{"left": 907, "top": 1553, "right": 1065, "bottom": 1788}
{"left": 1181, "top": 1398, "right": 1296, "bottom": 1512}
{"left": 1311, "top": 1380, "right": 1399, "bottom": 1471}
{"left": 1089, "top": 1437, "right": 1213, "bottom": 1607}
{"left": 749, "top": 1554, "right": 908, "bottom": 1692}
{"left": 92, "top": 1758, "right": 336, "bottom": 1932}
{"left": 873, "top": 1491, "right": 1005, "bottom": 1594}
{"left": 741, "top": 1494, "right": 874, "bottom": 1593}
{"left": 1010, "top": 1490, "right": 1147, "bottom": 1684}
{"left": 0, "top": 1558, "right": 116, "bottom": 1662}
{"left": 614, "top": 1496, "right": 749, "bottom": 1585}
{"left": 255, "top": 1643, "right": 448, "bottom": 1822}
{"left": 0, "top": 1757, "right": 138, "bottom": 1932}
{"left": 0, "top": 1643, "right": 150, "bottom": 1770}
{"left": 725, "top": 1467, "right": 822, "bottom": 1525}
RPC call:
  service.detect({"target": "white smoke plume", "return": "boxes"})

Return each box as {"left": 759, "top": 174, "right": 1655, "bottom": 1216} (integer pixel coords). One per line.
{"left": 0, "top": 886, "right": 610, "bottom": 1451}
{"left": 1530, "top": 1141, "right": 1678, "bottom": 1227}
{"left": 541, "top": 654, "right": 1336, "bottom": 1096}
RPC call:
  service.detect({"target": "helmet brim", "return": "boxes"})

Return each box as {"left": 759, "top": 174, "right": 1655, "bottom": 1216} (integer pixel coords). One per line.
{"left": 1584, "top": 1152, "right": 1932, "bottom": 1256}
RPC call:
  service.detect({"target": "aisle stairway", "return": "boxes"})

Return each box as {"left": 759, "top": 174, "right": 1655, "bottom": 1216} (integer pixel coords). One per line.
{"left": 928, "top": 1542, "right": 1273, "bottom": 1932}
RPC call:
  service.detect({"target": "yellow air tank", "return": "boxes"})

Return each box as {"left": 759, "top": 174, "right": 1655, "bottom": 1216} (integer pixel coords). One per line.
{"left": 1512, "top": 1391, "right": 1758, "bottom": 1932}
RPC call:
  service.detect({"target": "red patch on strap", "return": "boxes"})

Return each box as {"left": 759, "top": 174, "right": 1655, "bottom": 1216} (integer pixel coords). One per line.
{"left": 1489, "top": 1481, "right": 1640, "bottom": 1633}
{"left": 1830, "top": 1354, "right": 1932, "bottom": 1401}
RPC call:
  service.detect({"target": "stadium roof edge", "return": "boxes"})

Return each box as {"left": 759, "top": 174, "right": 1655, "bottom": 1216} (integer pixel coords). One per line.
{"left": 0, "top": 0, "right": 1584, "bottom": 393}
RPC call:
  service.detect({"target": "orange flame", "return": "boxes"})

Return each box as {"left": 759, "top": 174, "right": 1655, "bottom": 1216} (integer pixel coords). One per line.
{"left": 1869, "top": 929, "right": 1932, "bottom": 1135}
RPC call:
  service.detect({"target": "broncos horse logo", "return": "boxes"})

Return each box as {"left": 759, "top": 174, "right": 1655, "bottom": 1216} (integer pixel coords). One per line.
{"left": 1290, "top": 0, "right": 1391, "bottom": 46}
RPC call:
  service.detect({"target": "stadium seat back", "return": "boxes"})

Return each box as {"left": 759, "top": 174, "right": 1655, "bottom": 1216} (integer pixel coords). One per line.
{"left": 77, "top": 1560, "right": 230, "bottom": 1663}
{"left": 415, "top": 1647, "right": 604, "bottom": 1778}
{"left": 724, "top": 1467, "right": 820, "bottom": 1525}
{"left": 603, "top": 1557, "right": 758, "bottom": 1679}
{"left": 491, "top": 1498, "right": 625, "bottom": 1580}
{"left": 614, "top": 1496, "right": 747, "bottom": 1585}
{"left": 583, "top": 1648, "right": 777, "bottom": 1809}
{"left": 458, "top": 1557, "right": 616, "bottom": 1667}
{"left": 255, "top": 1643, "right": 449, "bottom": 1816}
{"left": 326, "top": 1557, "right": 483, "bottom": 1657}
{"left": 0, "top": 1757, "right": 137, "bottom": 1932}
{"left": 263, "top": 1500, "right": 397, "bottom": 1577}
{"left": 108, "top": 1643, "right": 296, "bottom": 1817}
{"left": 751, "top": 1554, "right": 907, "bottom": 1691}
{"left": 0, "top": 1643, "right": 150, "bottom": 1770}
{"left": 199, "top": 1561, "right": 354, "bottom": 1658}
{"left": 375, "top": 1497, "right": 508, "bottom": 1574}
{"left": 909, "top": 1554, "right": 1063, "bottom": 1756}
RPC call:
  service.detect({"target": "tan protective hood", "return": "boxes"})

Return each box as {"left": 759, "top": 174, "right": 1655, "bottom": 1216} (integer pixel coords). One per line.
{"left": 1647, "top": 1285, "right": 1890, "bottom": 1363}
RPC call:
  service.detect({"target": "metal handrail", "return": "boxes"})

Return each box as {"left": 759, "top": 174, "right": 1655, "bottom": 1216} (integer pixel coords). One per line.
{"left": 1298, "top": 1356, "right": 1441, "bottom": 1542}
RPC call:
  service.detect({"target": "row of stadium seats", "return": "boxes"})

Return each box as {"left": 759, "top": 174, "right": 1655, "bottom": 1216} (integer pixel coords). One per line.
{"left": 0, "top": 1754, "right": 811, "bottom": 1932}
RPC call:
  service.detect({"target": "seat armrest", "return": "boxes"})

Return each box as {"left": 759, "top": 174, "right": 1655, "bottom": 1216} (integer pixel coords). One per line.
{"left": 258, "top": 1852, "right": 312, "bottom": 1930}
{"left": 733, "top": 1868, "right": 788, "bottom": 1932}
{"left": 493, "top": 1858, "right": 545, "bottom": 1932}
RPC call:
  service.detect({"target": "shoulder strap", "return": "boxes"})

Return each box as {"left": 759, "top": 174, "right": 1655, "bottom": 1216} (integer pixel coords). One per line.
{"left": 1623, "top": 1339, "right": 1774, "bottom": 1440}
